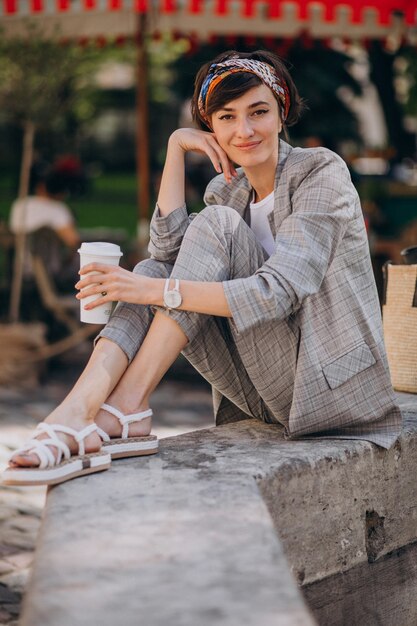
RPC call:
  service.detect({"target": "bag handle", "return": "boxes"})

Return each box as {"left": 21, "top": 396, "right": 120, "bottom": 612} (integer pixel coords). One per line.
{"left": 382, "top": 261, "right": 391, "bottom": 307}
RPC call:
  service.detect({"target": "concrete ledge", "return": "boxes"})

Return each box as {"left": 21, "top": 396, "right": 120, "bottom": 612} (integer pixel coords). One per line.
{"left": 20, "top": 395, "right": 417, "bottom": 626}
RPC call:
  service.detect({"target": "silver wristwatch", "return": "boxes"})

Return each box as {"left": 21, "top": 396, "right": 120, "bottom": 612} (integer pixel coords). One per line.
{"left": 163, "top": 278, "right": 182, "bottom": 310}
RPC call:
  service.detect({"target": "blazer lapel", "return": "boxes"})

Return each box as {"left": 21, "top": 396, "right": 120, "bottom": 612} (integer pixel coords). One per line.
{"left": 269, "top": 139, "right": 293, "bottom": 237}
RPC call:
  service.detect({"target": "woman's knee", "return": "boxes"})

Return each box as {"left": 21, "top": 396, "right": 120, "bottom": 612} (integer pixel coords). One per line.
{"left": 191, "top": 205, "right": 242, "bottom": 230}
{"left": 133, "top": 258, "right": 172, "bottom": 279}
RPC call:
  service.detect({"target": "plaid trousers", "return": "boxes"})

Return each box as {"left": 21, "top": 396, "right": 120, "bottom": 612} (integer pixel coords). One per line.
{"left": 98, "top": 205, "right": 295, "bottom": 429}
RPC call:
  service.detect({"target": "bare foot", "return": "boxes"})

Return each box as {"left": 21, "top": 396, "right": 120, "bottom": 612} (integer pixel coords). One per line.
{"left": 95, "top": 403, "right": 152, "bottom": 439}
{"left": 8, "top": 411, "right": 102, "bottom": 469}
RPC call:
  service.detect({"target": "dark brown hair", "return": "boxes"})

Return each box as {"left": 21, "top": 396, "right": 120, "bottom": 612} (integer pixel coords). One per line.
{"left": 191, "top": 50, "right": 304, "bottom": 137}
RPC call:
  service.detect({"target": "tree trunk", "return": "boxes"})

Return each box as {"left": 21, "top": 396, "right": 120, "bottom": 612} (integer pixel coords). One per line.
{"left": 136, "top": 15, "right": 151, "bottom": 252}
{"left": 9, "top": 120, "right": 35, "bottom": 323}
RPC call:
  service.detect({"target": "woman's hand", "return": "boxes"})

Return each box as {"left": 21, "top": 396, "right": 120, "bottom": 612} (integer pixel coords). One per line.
{"left": 157, "top": 127, "right": 237, "bottom": 218}
{"left": 75, "top": 263, "right": 155, "bottom": 309}
{"left": 170, "top": 128, "right": 237, "bottom": 184}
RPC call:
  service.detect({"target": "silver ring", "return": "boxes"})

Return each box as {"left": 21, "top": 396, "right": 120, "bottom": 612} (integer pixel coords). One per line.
{"left": 101, "top": 291, "right": 107, "bottom": 297}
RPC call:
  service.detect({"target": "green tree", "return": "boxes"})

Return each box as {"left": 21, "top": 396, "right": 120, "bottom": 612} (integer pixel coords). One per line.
{"left": 0, "top": 24, "right": 108, "bottom": 321}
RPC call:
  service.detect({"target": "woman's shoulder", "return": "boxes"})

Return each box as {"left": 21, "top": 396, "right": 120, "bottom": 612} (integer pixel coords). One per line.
{"left": 284, "top": 142, "right": 349, "bottom": 176}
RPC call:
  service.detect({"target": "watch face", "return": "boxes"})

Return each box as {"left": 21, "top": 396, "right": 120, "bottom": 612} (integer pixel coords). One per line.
{"left": 165, "top": 290, "right": 182, "bottom": 309}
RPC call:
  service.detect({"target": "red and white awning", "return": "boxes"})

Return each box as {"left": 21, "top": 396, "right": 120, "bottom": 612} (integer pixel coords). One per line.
{"left": 1, "top": 0, "right": 417, "bottom": 21}
{"left": 2, "top": 1, "right": 417, "bottom": 41}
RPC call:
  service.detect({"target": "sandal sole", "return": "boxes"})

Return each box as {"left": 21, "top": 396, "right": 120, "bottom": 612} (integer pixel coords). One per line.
{"left": 2, "top": 452, "right": 111, "bottom": 487}
{"left": 102, "top": 436, "right": 159, "bottom": 460}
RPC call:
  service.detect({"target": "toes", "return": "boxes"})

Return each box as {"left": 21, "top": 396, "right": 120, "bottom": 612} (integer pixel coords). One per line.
{"left": 9, "top": 453, "right": 40, "bottom": 468}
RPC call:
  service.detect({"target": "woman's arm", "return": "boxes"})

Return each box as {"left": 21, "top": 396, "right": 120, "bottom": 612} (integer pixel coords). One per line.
{"left": 157, "top": 128, "right": 236, "bottom": 217}
{"left": 75, "top": 265, "right": 232, "bottom": 317}
{"left": 76, "top": 131, "right": 238, "bottom": 316}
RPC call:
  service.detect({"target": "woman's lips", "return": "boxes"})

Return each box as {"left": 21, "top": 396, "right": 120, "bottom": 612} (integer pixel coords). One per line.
{"left": 233, "top": 141, "right": 261, "bottom": 150}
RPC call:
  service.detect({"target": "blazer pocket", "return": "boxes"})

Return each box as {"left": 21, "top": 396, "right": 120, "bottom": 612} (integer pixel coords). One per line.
{"left": 322, "top": 343, "right": 376, "bottom": 390}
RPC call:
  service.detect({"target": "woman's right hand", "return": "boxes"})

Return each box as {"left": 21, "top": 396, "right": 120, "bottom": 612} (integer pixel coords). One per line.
{"left": 169, "top": 128, "right": 237, "bottom": 184}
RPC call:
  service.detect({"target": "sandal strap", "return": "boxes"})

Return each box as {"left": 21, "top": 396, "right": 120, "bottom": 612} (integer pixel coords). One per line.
{"left": 101, "top": 404, "right": 153, "bottom": 439}
{"left": 14, "top": 434, "right": 71, "bottom": 469}
{"left": 13, "top": 439, "right": 57, "bottom": 469}
{"left": 36, "top": 422, "right": 98, "bottom": 456}
{"left": 96, "top": 426, "right": 110, "bottom": 443}
{"left": 13, "top": 423, "right": 98, "bottom": 468}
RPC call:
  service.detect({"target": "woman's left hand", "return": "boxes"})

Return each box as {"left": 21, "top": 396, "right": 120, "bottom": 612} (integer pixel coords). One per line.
{"left": 75, "top": 263, "right": 153, "bottom": 309}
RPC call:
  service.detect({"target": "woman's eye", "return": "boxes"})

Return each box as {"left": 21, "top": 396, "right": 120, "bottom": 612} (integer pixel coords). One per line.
{"left": 253, "top": 109, "right": 269, "bottom": 116}
{"left": 218, "top": 114, "right": 233, "bottom": 121}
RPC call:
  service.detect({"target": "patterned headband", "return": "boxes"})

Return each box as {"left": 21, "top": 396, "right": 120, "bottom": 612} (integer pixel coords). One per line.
{"left": 198, "top": 58, "right": 290, "bottom": 126}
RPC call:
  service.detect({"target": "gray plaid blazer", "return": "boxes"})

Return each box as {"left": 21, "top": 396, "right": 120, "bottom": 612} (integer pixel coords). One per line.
{"left": 150, "top": 140, "right": 402, "bottom": 449}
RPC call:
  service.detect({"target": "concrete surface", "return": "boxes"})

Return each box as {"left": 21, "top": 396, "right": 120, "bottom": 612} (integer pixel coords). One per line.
{"left": 19, "top": 394, "right": 417, "bottom": 626}
{"left": 0, "top": 349, "right": 214, "bottom": 625}
{"left": 20, "top": 420, "right": 317, "bottom": 626}
{"left": 4, "top": 365, "right": 417, "bottom": 626}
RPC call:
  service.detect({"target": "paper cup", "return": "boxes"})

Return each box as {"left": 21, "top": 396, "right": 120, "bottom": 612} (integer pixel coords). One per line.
{"left": 78, "top": 242, "right": 123, "bottom": 324}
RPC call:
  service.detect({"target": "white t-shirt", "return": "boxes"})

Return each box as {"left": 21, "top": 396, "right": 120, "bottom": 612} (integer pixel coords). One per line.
{"left": 9, "top": 196, "right": 74, "bottom": 234}
{"left": 249, "top": 191, "right": 275, "bottom": 256}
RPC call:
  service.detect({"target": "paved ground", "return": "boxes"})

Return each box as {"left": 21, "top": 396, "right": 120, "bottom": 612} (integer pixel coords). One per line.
{"left": 0, "top": 345, "right": 213, "bottom": 625}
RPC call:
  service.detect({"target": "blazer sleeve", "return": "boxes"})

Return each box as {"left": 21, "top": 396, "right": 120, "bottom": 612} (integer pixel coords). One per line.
{"left": 148, "top": 203, "right": 193, "bottom": 264}
{"left": 148, "top": 172, "right": 230, "bottom": 263}
{"left": 222, "top": 149, "right": 357, "bottom": 333}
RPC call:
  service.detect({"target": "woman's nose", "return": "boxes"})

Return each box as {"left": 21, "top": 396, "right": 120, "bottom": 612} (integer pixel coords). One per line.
{"left": 235, "top": 117, "right": 254, "bottom": 138}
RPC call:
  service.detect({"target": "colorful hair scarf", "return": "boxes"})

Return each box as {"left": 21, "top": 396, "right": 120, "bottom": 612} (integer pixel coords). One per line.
{"left": 198, "top": 58, "right": 290, "bottom": 126}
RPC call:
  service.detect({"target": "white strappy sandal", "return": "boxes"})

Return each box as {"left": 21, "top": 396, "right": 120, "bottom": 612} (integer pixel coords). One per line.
{"left": 96, "top": 403, "right": 159, "bottom": 459}
{"left": 2, "top": 423, "right": 111, "bottom": 487}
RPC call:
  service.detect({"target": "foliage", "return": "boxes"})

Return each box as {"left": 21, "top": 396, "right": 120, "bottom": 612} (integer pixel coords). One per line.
{"left": 368, "top": 41, "right": 416, "bottom": 159}
{"left": 399, "top": 47, "right": 417, "bottom": 119}
{"left": 147, "top": 34, "right": 190, "bottom": 104}
{"left": 285, "top": 41, "right": 362, "bottom": 149}
{"left": 0, "top": 23, "right": 106, "bottom": 131}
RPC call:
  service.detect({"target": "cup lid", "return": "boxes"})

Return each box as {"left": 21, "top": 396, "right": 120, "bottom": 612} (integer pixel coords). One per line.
{"left": 78, "top": 242, "right": 123, "bottom": 257}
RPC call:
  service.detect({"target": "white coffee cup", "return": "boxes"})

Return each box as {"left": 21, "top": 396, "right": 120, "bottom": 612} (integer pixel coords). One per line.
{"left": 78, "top": 242, "right": 123, "bottom": 324}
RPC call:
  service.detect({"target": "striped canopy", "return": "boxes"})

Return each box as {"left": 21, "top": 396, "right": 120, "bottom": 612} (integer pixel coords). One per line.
{"left": 2, "top": 0, "right": 417, "bottom": 41}
{"left": 2, "top": 0, "right": 416, "bottom": 20}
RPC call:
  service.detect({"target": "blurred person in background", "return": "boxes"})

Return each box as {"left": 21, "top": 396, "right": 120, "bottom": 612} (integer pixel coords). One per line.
{"left": 9, "top": 163, "right": 81, "bottom": 288}
{"left": 9, "top": 165, "right": 80, "bottom": 250}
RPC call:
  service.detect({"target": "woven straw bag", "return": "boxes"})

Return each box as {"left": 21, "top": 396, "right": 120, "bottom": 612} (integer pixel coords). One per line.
{"left": 382, "top": 263, "right": 417, "bottom": 393}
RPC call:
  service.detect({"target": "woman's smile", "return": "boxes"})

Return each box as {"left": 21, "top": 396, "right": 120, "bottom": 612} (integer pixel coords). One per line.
{"left": 233, "top": 140, "right": 262, "bottom": 150}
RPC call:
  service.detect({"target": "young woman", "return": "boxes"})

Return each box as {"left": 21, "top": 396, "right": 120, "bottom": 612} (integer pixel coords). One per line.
{"left": 3, "top": 50, "right": 402, "bottom": 486}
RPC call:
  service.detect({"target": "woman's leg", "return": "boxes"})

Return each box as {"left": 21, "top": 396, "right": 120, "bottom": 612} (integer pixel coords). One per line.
{"left": 99, "top": 205, "right": 280, "bottom": 433}
{"left": 103, "top": 206, "right": 296, "bottom": 434}
{"left": 95, "top": 310, "right": 188, "bottom": 437}
{"left": 10, "top": 259, "right": 186, "bottom": 466}
{"left": 167, "top": 205, "right": 296, "bottom": 429}
{"left": 10, "top": 338, "right": 128, "bottom": 466}
{"left": 11, "top": 204, "right": 289, "bottom": 467}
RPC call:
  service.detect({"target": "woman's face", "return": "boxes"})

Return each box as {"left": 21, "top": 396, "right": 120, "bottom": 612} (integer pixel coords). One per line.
{"left": 210, "top": 83, "right": 282, "bottom": 171}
